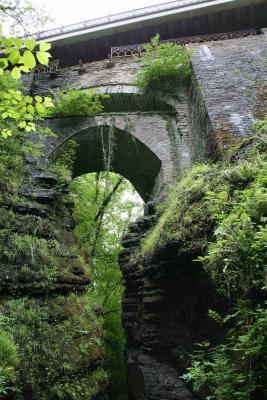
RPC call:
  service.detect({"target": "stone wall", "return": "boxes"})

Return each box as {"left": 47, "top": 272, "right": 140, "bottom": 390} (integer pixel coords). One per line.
{"left": 189, "top": 32, "right": 267, "bottom": 157}
{"left": 40, "top": 105, "right": 191, "bottom": 201}
{"left": 32, "top": 57, "right": 139, "bottom": 95}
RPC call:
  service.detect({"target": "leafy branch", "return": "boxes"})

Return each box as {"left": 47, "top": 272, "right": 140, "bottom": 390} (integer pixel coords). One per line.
{"left": 0, "top": 36, "right": 53, "bottom": 138}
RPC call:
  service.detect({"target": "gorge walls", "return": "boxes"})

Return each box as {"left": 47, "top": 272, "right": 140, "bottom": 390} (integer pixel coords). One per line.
{"left": 2, "top": 30, "right": 266, "bottom": 399}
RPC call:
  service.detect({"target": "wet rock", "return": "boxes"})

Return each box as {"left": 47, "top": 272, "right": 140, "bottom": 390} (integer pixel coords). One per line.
{"left": 21, "top": 187, "right": 57, "bottom": 204}
{"left": 120, "top": 211, "right": 226, "bottom": 400}
{"left": 31, "top": 171, "right": 58, "bottom": 186}
{"left": 13, "top": 203, "right": 50, "bottom": 217}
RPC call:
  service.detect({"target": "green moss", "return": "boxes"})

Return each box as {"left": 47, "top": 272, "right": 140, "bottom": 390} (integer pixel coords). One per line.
{"left": 49, "top": 139, "right": 78, "bottom": 180}
{"left": 143, "top": 129, "right": 267, "bottom": 399}
{"left": 0, "top": 86, "right": 107, "bottom": 399}
{"left": 254, "top": 114, "right": 267, "bottom": 134}
{"left": 52, "top": 369, "right": 108, "bottom": 400}
{"left": 142, "top": 134, "right": 267, "bottom": 263}
{"left": 0, "top": 326, "right": 20, "bottom": 396}
{"left": 141, "top": 164, "right": 211, "bottom": 255}
{"left": 0, "top": 137, "right": 25, "bottom": 207}
{"left": 0, "top": 231, "right": 92, "bottom": 289}
{"left": 1, "top": 294, "right": 106, "bottom": 399}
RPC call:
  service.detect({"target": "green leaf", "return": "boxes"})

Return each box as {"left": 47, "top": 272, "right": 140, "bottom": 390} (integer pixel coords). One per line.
{"left": 4, "top": 47, "right": 13, "bottom": 55}
{"left": 36, "top": 103, "right": 45, "bottom": 113}
{"left": 1, "top": 129, "right": 12, "bottom": 139}
{"left": 0, "top": 58, "right": 8, "bottom": 69}
{"left": 35, "top": 95, "right": 42, "bottom": 103}
{"left": 44, "top": 96, "right": 54, "bottom": 107}
{"left": 12, "top": 38, "right": 23, "bottom": 48}
{"left": 3, "top": 91, "right": 12, "bottom": 99}
{"left": 27, "top": 104, "right": 34, "bottom": 114}
{"left": 22, "top": 50, "right": 36, "bottom": 69}
{"left": 24, "top": 113, "right": 33, "bottom": 120}
{"left": 8, "top": 49, "right": 20, "bottom": 65}
{"left": 25, "top": 124, "right": 35, "bottom": 132}
{"left": 2, "top": 38, "right": 12, "bottom": 48}
{"left": 19, "top": 65, "right": 29, "bottom": 73}
{"left": 18, "top": 121, "right": 27, "bottom": 129}
{"left": 36, "top": 51, "right": 50, "bottom": 65}
{"left": 39, "top": 42, "right": 51, "bottom": 52}
{"left": 2, "top": 112, "right": 8, "bottom": 119}
{"left": 25, "top": 96, "right": 33, "bottom": 104}
{"left": 24, "top": 39, "right": 36, "bottom": 51}
{"left": 11, "top": 66, "right": 21, "bottom": 79}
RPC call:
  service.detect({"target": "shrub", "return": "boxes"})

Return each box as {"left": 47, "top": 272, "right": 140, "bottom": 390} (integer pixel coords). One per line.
{"left": 134, "top": 34, "right": 191, "bottom": 93}
{"left": 142, "top": 127, "right": 267, "bottom": 399}
{"left": 182, "top": 305, "right": 267, "bottom": 400}
{"left": 48, "top": 89, "right": 107, "bottom": 117}
{"left": 2, "top": 295, "right": 106, "bottom": 399}
{"left": 0, "top": 326, "right": 20, "bottom": 396}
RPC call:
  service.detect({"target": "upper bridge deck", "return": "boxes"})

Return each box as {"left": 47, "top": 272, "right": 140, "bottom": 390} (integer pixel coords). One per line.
{"left": 27, "top": 0, "right": 267, "bottom": 66}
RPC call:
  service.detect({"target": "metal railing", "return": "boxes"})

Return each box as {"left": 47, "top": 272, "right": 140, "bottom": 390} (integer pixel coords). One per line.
{"left": 110, "top": 29, "right": 259, "bottom": 58}
{"left": 24, "top": 0, "right": 215, "bottom": 40}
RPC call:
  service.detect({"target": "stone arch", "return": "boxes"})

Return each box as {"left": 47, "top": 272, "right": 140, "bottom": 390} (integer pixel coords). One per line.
{"left": 43, "top": 113, "right": 176, "bottom": 201}
{"left": 51, "top": 123, "right": 163, "bottom": 201}
{"left": 92, "top": 84, "right": 175, "bottom": 113}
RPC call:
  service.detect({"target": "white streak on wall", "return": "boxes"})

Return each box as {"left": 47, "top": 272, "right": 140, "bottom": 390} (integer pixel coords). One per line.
{"left": 199, "top": 45, "right": 214, "bottom": 61}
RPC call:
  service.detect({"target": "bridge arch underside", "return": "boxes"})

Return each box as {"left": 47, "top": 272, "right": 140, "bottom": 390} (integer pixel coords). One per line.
{"left": 54, "top": 125, "right": 162, "bottom": 202}
{"left": 45, "top": 114, "right": 176, "bottom": 202}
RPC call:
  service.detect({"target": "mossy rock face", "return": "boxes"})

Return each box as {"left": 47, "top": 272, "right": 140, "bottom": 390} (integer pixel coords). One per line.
{"left": 0, "top": 294, "right": 107, "bottom": 399}
{"left": 0, "top": 232, "right": 91, "bottom": 295}
{"left": 142, "top": 134, "right": 267, "bottom": 265}
{"left": 0, "top": 136, "right": 90, "bottom": 295}
{"left": 138, "top": 133, "right": 267, "bottom": 400}
{"left": 0, "top": 326, "right": 20, "bottom": 398}
{"left": 0, "top": 136, "right": 108, "bottom": 399}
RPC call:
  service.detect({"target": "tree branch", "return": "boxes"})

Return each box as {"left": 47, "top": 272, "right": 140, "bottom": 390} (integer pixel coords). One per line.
{"left": 102, "top": 309, "right": 120, "bottom": 316}
{"left": 103, "top": 277, "right": 123, "bottom": 305}
{"left": 95, "top": 177, "right": 123, "bottom": 222}
{"left": 91, "top": 177, "right": 124, "bottom": 258}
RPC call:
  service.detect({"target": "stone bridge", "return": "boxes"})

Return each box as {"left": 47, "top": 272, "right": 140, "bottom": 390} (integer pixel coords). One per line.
{"left": 28, "top": 30, "right": 267, "bottom": 202}
{"left": 17, "top": 2, "right": 267, "bottom": 399}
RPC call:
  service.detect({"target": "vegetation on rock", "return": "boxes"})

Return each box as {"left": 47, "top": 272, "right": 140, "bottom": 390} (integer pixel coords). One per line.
{"left": 0, "top": 28, "right": 112, "bottom": 398}
{"left": 2, "top": 295, "right": 107, "bottom": 399}
{"left": 135, "top": 34, "right": 191, "bottom": 93}
{"left": 142, "top": 123, "right": 267, "bottom": 399}
{"left": 72, "top": 171, "right": 143, "bottom": 400}
{"left": 48, "top": 89, "right": 107, "bottom": 117}
{"left": 0, "top": 325, "right": 20, "bottom": 396}
{"left": 0, "top": 125, "right": 108, "bottom": 398}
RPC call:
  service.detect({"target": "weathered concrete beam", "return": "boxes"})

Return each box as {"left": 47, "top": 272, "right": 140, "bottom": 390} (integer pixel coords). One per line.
{"left": 35, "top": 0, "right": 266, "bottom": 46}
